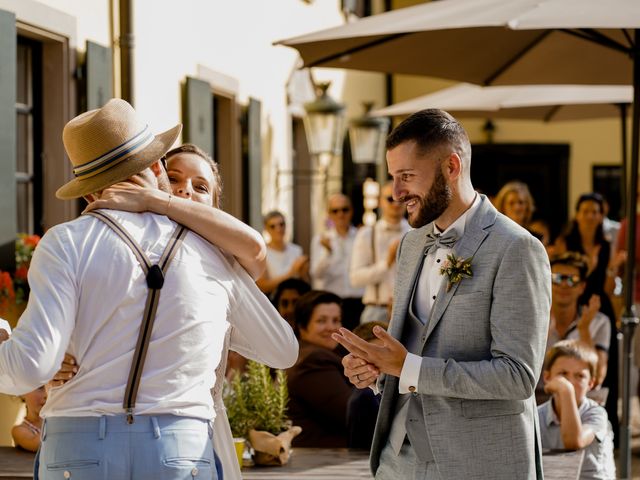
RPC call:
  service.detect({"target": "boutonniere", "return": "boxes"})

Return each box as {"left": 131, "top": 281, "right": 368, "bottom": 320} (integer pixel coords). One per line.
{"left": 440, "top": 253, "right": 473, "bottom": 292}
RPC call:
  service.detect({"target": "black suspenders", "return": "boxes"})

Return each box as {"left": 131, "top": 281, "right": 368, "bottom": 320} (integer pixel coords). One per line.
{"left": 86, "top": 210, "right": 187, "bottom": 423}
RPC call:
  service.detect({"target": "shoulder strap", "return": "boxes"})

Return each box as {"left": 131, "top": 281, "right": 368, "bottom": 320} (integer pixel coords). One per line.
{"left": 85, "top": 210, "right": 188, "bottom": 423}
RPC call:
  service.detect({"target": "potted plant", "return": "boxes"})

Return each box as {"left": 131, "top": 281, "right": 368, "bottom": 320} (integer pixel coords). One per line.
{"left": 224, "top": 360, "right": 301, "bottom": 466}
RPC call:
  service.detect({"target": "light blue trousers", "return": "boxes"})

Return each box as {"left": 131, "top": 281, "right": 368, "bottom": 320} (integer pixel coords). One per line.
{"left": 38, "top": 414, "right": 218, "bottom": 480}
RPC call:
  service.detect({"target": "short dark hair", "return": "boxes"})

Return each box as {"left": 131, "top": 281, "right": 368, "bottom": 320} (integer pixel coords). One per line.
{"left": 550, "top": 251, "right": 589, "bottom": 281}
{"left": 385, "top": 109, "right": 471, "bottom": 164}
{"left": 263, "top": 210, "right": 285, "bottom": 226}
{"left": 293, "top": 290, "right": 342, "bottom": 331}
{"left": 271, "top": 278, "right": 311, "bottom": 307}
{"left": 544, "top": 339, "right": 598, "bottom": 379}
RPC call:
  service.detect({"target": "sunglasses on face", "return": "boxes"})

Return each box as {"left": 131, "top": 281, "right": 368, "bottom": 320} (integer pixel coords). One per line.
{"left": 330, "top": 207, "right": 351, "bottom": 214}
{"left": 551, "top": 273, "right": 582, "bottom": 287}
{"left": 267, "top": 221, "right": 285, "bottom": 229}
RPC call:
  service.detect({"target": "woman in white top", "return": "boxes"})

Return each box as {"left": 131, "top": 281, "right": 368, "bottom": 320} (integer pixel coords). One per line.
{"left": 256, "top": 211, "right": 310, "bottom": 295}
{"left": 70, "top": 144, "right": 283, "bottom": 480}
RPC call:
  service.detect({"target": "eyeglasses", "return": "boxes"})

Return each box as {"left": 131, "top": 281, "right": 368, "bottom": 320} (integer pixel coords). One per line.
{"left": 551, "top": 273, "right": 582, "bottom": 287}
{"left": 330, "top": 207, "right": 351, "bottom": 214}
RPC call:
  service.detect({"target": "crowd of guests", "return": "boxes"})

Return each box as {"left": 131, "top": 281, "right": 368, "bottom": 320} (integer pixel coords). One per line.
{"left": 7, "top": 170, "right": 632, "bottom": 479}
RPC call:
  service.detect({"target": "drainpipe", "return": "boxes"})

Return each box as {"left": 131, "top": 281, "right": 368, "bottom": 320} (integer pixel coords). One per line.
{"left": 119, "top": 0, "right": 134, "bottom": 105}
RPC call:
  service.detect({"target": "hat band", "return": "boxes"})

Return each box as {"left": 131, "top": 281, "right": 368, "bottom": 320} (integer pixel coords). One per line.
{"left": 73, "top": 126, "right": 154, "bottom": 179}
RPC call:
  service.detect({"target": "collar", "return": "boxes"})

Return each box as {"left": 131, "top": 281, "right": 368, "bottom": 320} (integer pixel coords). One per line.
{"left": 433, "top": 193, "right": 481, "bottom": 238}
{"left": 379, "top": 218, "right": 407, "bottom": 232}
{"left": 544, "top": 396, "right": 591, "bottom": 427}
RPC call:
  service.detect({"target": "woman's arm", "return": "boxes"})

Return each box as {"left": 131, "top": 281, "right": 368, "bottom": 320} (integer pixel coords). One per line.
{"left": 256, "top": 255, "right": 309, "bottom": 294}
{"left": 11, "top": 424, "right": 40, "bottom": 452}
{"left": 85, "top": 184, "right": 267, "bottom": 279}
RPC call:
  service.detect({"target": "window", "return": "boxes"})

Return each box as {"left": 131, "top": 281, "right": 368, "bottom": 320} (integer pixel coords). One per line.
{"left": 15, "top": 36, "right": 43, "bottom": 235}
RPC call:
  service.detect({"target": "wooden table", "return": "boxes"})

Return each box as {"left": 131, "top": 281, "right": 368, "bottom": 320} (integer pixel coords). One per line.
{"left": 542, "top": 449, "right": 585, "bottom": 480}
{"left": 0, "top": 447, "right": 34, "bottom": 479}
{"left": 0, "top": 445, "right": 587, "bottom": 480}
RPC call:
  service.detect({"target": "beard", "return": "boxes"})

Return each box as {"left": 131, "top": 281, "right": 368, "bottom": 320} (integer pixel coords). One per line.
{"left": 406, "top": 166, "right": 452, "bottom": 228}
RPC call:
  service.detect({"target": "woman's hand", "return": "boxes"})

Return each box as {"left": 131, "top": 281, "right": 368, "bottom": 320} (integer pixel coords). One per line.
{"left": 51, "top": 353, "right": 78, "bottom": 387}
{"left": 577, "top": 294, "right": 601, "bottom": 333}
{"left": 83, "top": 182, "right": 167, "bottom": 214}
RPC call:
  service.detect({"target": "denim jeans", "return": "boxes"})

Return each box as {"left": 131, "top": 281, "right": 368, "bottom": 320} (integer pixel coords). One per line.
{"left": 38, "top": 414, "right": 218, "bottom": 480}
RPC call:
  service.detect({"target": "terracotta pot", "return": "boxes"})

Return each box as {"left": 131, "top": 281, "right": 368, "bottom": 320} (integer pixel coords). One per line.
{"left": 248, "top": 426, "right": 302, "bottom": 466}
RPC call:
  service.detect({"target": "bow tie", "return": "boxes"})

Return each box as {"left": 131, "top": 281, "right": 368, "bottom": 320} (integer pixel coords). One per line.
{"left": 425, "top": 230, "right": 458, "bottom": 255}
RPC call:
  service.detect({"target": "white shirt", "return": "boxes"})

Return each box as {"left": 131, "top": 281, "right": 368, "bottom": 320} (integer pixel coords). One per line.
{"left": 266, "top": 243, "right": 304, "bottom": 279}
{"left": 399, "top": 195, "right": 481, "bottom": 393}
{"left": 350, "top": 218, "right": 411, "bottom": 306}
{"left": 310, "top": 226, "right": 364, "bottom": 298}
{"left": 0, "top": 211, "right": 298, "bottom": 419}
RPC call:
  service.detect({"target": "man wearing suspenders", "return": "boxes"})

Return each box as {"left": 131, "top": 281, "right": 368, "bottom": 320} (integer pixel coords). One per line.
{"left": 0, "top": 99, "right": 298, "bottom": 479}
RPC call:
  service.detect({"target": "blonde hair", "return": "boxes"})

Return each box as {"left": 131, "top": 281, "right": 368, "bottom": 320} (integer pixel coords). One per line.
{"left": 493, "top": 181, "right": 535, "bottom": 226}
{"left": 543, "top": 339, "right": 598, "bottom": 379}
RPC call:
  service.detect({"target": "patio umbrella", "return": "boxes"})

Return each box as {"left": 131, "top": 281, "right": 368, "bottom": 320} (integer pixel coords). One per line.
{"left": 373, "top": 83, "right": 633, "bottom": 201}
{"left": 278, "top": 1, "right": 640, "bottom": 475}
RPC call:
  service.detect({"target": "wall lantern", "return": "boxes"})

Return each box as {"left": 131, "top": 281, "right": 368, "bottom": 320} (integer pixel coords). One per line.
{"left": 303, "top": 82, "right": 345, "bottom": 168}
{"left": 349, "top": 102, "right": 390, "bottom": 164}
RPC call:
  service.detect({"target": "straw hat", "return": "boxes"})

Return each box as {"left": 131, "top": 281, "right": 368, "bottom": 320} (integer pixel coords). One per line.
{"left": 56, "top": 98, "right": 182, "bottom": 199}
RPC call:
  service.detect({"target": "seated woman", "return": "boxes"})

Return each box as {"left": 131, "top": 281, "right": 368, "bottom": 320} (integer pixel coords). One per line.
{"left": 287, "top": 290, "right": 353, "bottom": 448}
{"left": 12, "top": 385, "right": 47, "bottom": 452}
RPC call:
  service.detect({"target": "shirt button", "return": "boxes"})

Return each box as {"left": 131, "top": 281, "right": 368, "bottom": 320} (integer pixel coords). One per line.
{"left": 436, "top": 258, "right": 441, "bottom": 263}
{"left": 421, "top": 336, "right": 426, "bottom": 342}
{"left": 432, "top": 295, "right": 436, "bottom": 300}
{"left": 63, "top": 472, "right": 71, "bottom": 479}
{"left": 408, "top": 386, "right": 416, "bottom": 392}
{"left": 191, "top": 467, "right": 199, "bottom": 476}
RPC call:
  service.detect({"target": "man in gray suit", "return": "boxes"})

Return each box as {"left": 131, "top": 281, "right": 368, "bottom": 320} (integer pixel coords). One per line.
{"left": 333, "top": 109, "right": 550, "bottom": 480}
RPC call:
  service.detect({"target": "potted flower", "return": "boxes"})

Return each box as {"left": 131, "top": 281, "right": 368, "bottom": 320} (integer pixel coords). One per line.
{"left": 224, "top": 360, "right": 301, "bottom": 466}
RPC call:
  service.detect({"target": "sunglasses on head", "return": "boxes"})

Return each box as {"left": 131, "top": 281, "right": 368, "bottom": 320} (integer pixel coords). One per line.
{"left": 330, "top": 207, "right": 351, "bottom": 214}
{"left": 551, "top": 273, "right": 582, "bottom": 287}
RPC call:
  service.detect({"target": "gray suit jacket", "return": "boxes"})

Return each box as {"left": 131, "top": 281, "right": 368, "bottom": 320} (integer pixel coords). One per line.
{"left": 370, "top": 195, "right": 550, "bottom": 480}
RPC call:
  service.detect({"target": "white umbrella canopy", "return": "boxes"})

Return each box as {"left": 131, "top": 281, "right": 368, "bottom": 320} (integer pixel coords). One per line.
{"left": 278, "top": 0, "right": 640, "bottom": 85}
{"left": 372, "top": 83, "right": 633, "bottom": 120}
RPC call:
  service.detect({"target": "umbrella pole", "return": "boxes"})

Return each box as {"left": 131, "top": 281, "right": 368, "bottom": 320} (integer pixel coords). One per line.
{"left": 620, "top": 29, "right": 640, "bottom": 480}
{"left": 620, "top": 103, "right": 629, "bottom": 217}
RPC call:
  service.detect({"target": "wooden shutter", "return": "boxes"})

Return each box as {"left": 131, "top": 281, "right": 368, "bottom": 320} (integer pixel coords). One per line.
{"left": 182, "top": 77, "right": 213, "bottom": 156}
{"left": 0, "top": 9, "right": 16, "bottom": 271}
{"left": 85, "top": 40, "right": 113, "bottom": 111}
{"left": 246, "top": 98, "right": 262, "bottom": 230}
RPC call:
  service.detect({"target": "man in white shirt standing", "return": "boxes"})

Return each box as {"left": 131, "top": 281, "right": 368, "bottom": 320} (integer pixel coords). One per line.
{"left": 0, "top": 99, "right": 298, "bottom": 480}
{"left": 310, "top": 193, "right": 364, "bottom": 330}
{"left": 350, "top": 182, "right": 410, "bottom": 325}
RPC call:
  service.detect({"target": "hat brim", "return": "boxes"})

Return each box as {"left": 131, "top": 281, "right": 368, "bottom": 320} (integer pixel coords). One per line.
{"left": 56, "top": 124, "right": 182, "bottom": 200}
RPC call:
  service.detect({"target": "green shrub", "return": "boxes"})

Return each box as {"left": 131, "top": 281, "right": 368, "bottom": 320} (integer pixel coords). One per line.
{"left": 224, "top": 360, "right": 290, "bottom": 438}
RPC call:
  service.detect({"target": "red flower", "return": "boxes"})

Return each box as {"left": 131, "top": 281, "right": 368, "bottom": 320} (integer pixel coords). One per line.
{"left": 14, "top": 266, "right": 28, "bottom": 281}
{"left": 23, "top": 235, "right": 40, "bottom": 248}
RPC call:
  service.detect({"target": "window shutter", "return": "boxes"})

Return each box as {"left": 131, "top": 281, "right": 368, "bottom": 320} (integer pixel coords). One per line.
{"left": 85, "top": 40, "right": 113, "bottom": 111}
{"left": 0, "top": 9, "right": 16, "bottom": 271}
{"left": 247, "top": 98, "right": 262, "bottom": 230}
{"left": 182, "top": 77, "right": 213, "bottom": 156}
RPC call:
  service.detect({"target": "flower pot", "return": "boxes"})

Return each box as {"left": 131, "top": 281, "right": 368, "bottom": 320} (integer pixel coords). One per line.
{"left": 248, "top": 426, "right": 302, "bottom": 466}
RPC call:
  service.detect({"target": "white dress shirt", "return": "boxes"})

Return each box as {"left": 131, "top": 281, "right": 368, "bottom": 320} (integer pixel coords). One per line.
{"left": 0, "top": 211, "right": 298, "bottom": 419}
{"left": 350, "top": 218, "right": 411, "bottom": 306}
{"left": 310, "top": 226, "right": 364, "bottom": 298}
{"left": 399, "top": 195, "right": 481, "bottom": 393}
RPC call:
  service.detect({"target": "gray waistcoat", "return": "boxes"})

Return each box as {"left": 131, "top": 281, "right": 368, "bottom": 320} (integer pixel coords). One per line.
{"left": 387, "top": 257, "right": 434, "bottom": 462}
